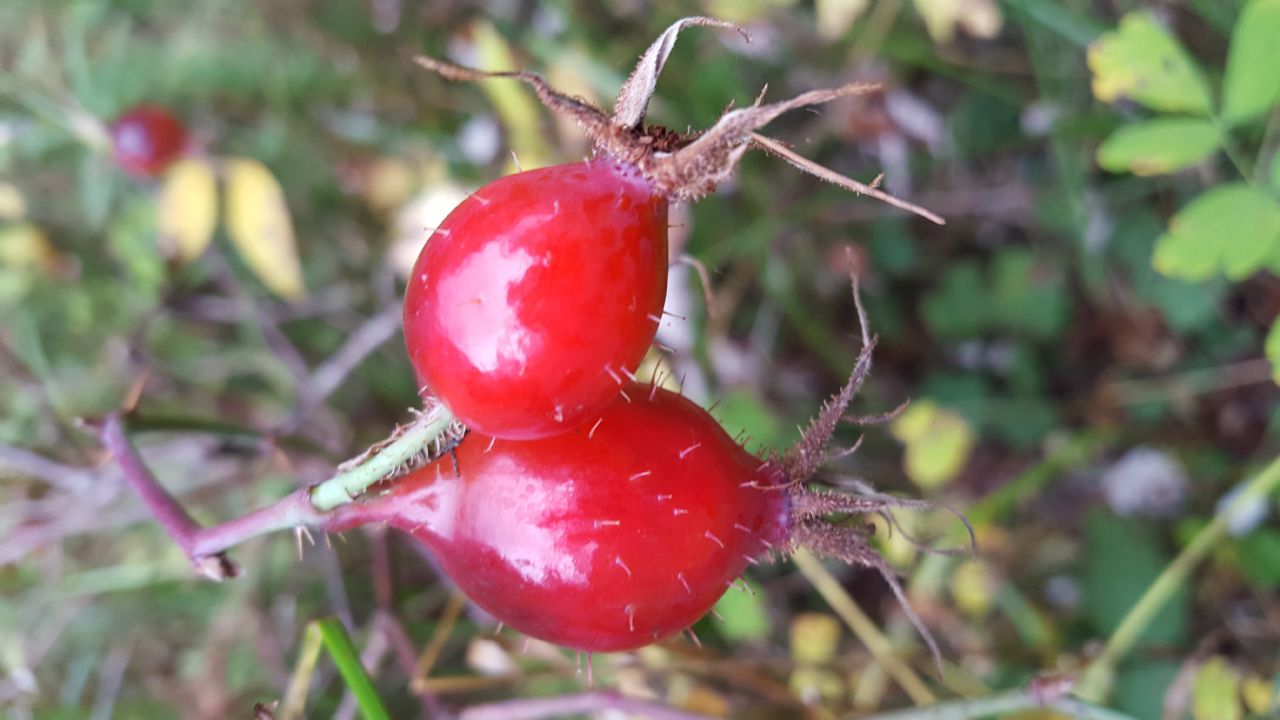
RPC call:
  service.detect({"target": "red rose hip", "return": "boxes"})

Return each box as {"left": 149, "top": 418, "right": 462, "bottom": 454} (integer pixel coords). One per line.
{"left": 403, "top": 160, "right": 668, "bottom": 439}
{"left": 109, "top": 104, "right": 189, "bottom": 177}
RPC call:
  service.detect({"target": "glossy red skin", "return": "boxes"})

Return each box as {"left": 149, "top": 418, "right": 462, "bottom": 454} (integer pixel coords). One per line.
{"left": 403, "top": 160, "right": 669, "bottom": 439}
{"left": 109, "top": 104, "right": 189, "bottom": 177}
{"left": 344, "top": 385, "right": 790, "bottom": 651}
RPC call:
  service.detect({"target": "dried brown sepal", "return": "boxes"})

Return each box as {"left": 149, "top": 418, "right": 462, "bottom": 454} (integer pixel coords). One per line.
{"left": 750, "top": 133, "right": 946, "bottom": 225}
{"left": 790, "top": 517, "right": 945, "bottom": 675}
{"left": 414, "top": 17, "right": 943, "bottom": 221}
{"left": 781, "top": 273, "right": 874, "bottom": 485}
{"left": 613, "top": 17, "right": 750, "bottom": 130}
{"left": 644, "top": 83, "right": 881, "bottom": 202}
{"left": 769, "top": 263, "right": 975, "bottom": 676}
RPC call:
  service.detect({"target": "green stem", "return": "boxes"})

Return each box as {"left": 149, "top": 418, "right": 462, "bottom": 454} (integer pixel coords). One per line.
{"left": 309, "top": 403, "right": 456, "bottom": 511}
{"left": 1075, "top": 453, "right": 1280, "bottom": 702}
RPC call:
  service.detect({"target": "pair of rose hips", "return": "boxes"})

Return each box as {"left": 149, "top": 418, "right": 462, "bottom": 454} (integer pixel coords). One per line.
{"left": 389, "top": 163, "right": 791, "bottom": 653}
{"left": 337, "top": 19, "right": 953, "bottom": 658}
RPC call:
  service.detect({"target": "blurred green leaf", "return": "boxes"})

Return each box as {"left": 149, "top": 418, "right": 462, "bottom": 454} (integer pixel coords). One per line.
{"left": 1006, "top": 0, "right": 1106, "bottom": 46}
{"left": 1269, "top": 318, "right": 1280, "bottom": 385}
{"left": 990, "top": 250, "right": 1069, "bottom": 339}
{"left": 1088, "top": 12, "right": 1213, "bottom": 114}
{"left": 1110, "top": 210, "right": 1224, "bottom": 333}
{"left": 1080, "top": 512, "right": 1188, "bottom": 646}
{"left": 1193, "top": 656, "right": 1242, "bottom": 720}
{"left": 714, "top": 389, "right": 789, "bottom": 452}
{"left": 922, "top": 261, "right": 989, "bottom": 339}
{"left": 1153, "top": 183, "right": 1280, "bottom": 281}
{"left": 1236, "top": 528, "right": 1280, "bottom": 586}
{"left": 924, "top": 252, "right": 1068, "bottom": 341}
{"left": 1114, "top": 660, "right": 1180, "bottom": 720}
{"left": 1271, "top": 152, "right": 1280, "bottom": 191}
{"left": 714, "top": 577, "right": 771, "bottom": 642}
{"left": 1222, "top": 0, "right": 1280, "bottom": 125}
{"left": 78, "top": 152, "right": 115, "bottom": 229}
{"left": 108, "top": 197, "right": 165, "bottom": 301}
{"left": 1097, "top": 118, "right": 1220, "bottom": 175}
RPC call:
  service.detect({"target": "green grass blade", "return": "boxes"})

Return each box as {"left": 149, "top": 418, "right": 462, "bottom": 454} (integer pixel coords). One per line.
{"left": 314, "top": 618, "right": 391, "bottom": 720}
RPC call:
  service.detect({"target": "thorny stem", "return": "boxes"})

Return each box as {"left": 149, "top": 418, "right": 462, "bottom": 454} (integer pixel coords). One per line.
{"left": 309, "top": 402, "right": 457, "bottom": 511}
{"left": 96, "top": 412, "right": 237, "bottom": 580}
{"left": 88, "top": 403, "right": 459, "bottom": 579}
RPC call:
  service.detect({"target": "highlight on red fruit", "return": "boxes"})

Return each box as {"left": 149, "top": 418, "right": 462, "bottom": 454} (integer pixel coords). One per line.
{"left": 336, "top": 383, "right": 789, "bottom": 652}
{"left": 108, "top": 104, "right": 189, "bottom": 177}
{"left": 403, "top": 160, "right": 668, "bottom": 440}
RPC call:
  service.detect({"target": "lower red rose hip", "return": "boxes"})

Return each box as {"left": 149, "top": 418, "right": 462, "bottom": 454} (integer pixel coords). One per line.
{"left": 340, "top": 384, "right": 789, "bottom": 651}
{"left": 402, "top": 160, "right": 669, "bottom": 440}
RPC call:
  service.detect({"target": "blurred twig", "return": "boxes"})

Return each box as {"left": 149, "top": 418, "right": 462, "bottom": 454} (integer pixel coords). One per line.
{"left": 854, "top": 688, "right": 1139, "bottom": 720}
{"left": 459, "top": 691, "right": 719, "bottom": 720}
{"left": 0, "top": 442, "right": 97, "bottom": 492}
{"left": 1076, "top": 452, "right": 1280, "bottom": 702}
{"left": 288, "top": 304, "right": 403, "bottom": 426}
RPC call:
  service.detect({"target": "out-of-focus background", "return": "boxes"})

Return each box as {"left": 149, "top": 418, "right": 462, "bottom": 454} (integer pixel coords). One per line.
{"left": 2, "top": 1, "right": 1279, "bottom": 718}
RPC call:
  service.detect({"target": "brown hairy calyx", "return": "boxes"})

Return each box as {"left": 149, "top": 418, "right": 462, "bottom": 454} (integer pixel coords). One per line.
{"left": 414, "top": 17, "right": 943, "bottom": 223}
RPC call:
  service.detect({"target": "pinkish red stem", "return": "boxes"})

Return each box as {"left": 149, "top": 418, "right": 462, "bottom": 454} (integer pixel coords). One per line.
{"left": 96, "top": 412, "right": 347, "bottom": 580}
{"left": 459, "top": 692, "right": 716, "bottom": 720}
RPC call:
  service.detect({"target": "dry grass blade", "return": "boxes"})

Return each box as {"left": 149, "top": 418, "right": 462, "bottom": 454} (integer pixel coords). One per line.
{"left": 751, "top": 133, "right": 946, "bottom": 225}
{"left": 791, "top": 549, "right": 937, "bottom": 705}
{"left": 410, "top": 592, "right": 468, "bottom": 693}
{"left": 613, "top": 17, "right": 750, "bottom": 130}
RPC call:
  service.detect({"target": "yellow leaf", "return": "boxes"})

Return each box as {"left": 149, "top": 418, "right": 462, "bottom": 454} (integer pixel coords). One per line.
{"left": 703, "top": 0, "right": 798, "bottom": 24}
{"left": 224, "top": 158, "right": 306, "bottom": 301}
{"left": 1242, "top": 673, "right": 1276, "bottom": 715}
{"left": 362, "top": 157, "right": 418, "bottom": 212}
{"left": 0, "top": 182, "right": 26, "bottom": 220}
{"left": 816, "top": 0, "right": 871, "bottom": 40}
{"left": 0, "top": 222, "right": 58, "bottom": 272}
{"left": 157, "top": 157, "right": 218, "bottom": 263}
{"left": 950, "top": 560, "right": 998, "bottom": 618}
{"left": 889, "top": 400, "right": 975, "bottom": 489}
{"left": 913, "top": 0, "right": 1003, "bottom": 43}
{"left": 790, "top": 613, "right": 841, "bottom": 664}
{"left": 1192, "top": 657, "right": 1242, "bottom": 720}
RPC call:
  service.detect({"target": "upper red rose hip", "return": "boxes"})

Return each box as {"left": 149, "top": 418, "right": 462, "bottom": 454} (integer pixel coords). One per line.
{"left": 108, "top": 104, "right": 189, "bottom": 177}
{"left": 403, "top": 160, "right": 668, "bottom": 439}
